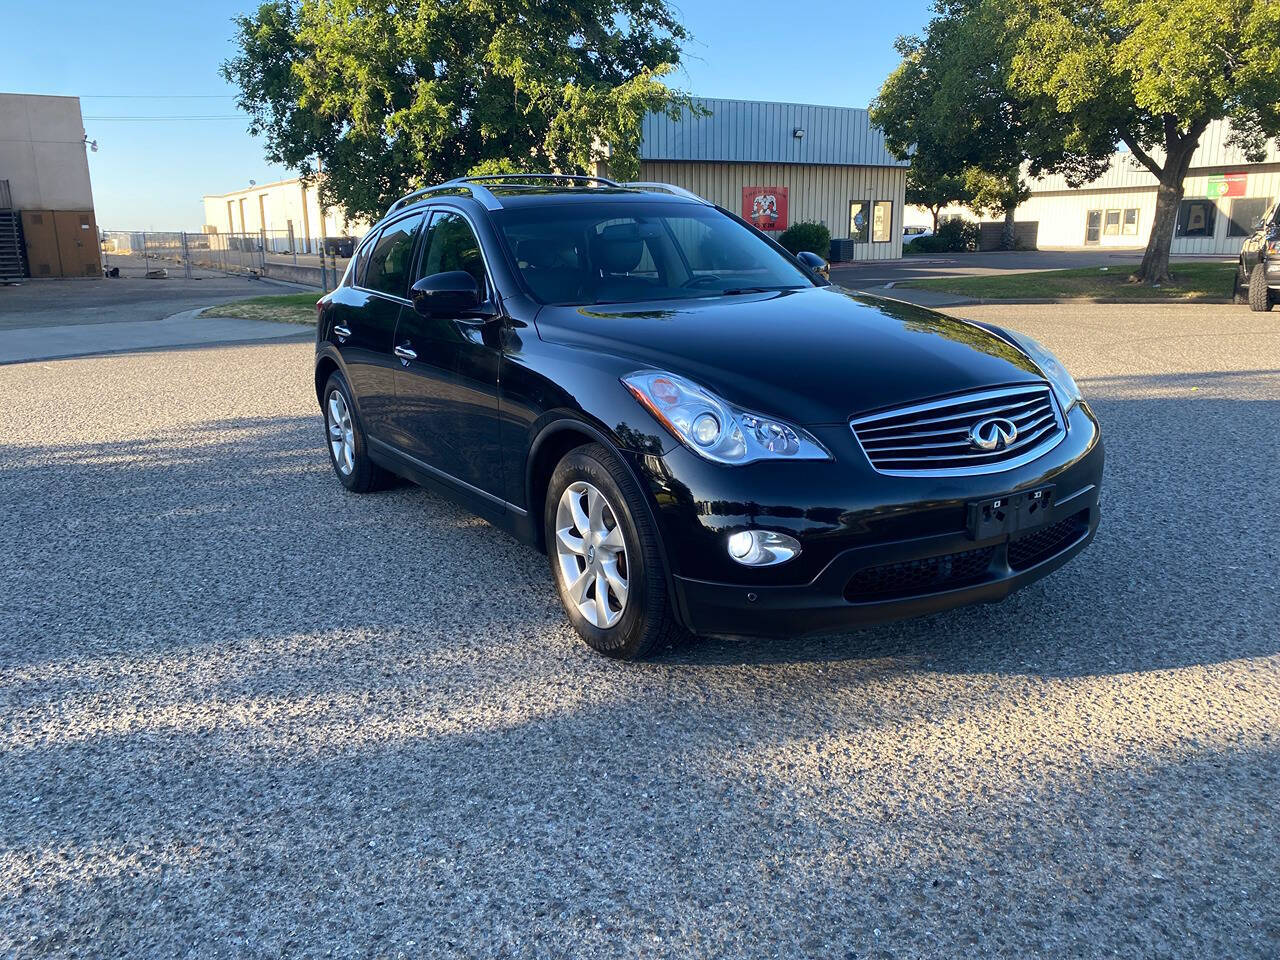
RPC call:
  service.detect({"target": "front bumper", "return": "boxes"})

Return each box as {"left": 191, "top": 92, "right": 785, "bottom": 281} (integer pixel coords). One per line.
{"left": 674, "top": 485, "right": 1099, "bottom": 637}
{"left": 630, "top": 400, "right": 1104, "bottom": 638}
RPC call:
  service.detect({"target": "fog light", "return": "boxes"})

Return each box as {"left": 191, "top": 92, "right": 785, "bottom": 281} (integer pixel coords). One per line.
{"left": 726, "top": 529, "right": 801, "bottom": 566}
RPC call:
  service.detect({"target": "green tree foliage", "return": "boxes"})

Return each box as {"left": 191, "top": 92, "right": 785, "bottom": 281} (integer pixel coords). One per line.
{"left": 222, "top": 0, "right": 694, "bottom": 222}
{"left": 778, "top": 221, "right": 832, "bottom": 257}
{"left": 905, "top": 163, "right": 971, "bottom": 233}
{"left": 1008, "top": 0, "right": 1280, "bottom": 283}
{"left": 871, "top": 2, "right": 1069, "bottom": 250}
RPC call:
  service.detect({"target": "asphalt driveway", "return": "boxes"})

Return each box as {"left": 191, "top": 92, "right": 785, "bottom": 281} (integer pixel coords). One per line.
{"left": 1, "top": 302, "right": 1277, "bottom": 957}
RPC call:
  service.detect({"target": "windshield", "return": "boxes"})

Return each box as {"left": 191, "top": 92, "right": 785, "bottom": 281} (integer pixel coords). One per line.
{"left": 493, "top": 201, "right": 815, "bottom": 306}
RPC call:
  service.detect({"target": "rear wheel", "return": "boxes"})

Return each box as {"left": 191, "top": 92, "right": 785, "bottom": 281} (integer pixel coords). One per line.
{"left": 1232, "top": 262, "right": 1249, "bottom": 304}
{"left": 322, "top": 371, "right": 391, "bottom": 492}
{"left": 545, "top": 443, "right": 688, "bottom": 659}
{"left": 1248, "top": 263, "right": 1273, "bottom": 312}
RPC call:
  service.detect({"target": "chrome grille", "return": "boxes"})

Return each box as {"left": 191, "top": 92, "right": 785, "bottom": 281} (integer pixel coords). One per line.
{"left": 851, "top": 384, "right": 1065, "bottom": 476}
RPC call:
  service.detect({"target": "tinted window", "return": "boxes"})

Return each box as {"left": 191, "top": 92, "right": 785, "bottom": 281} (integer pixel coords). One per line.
{"left": 365, "top": 216, "right": 422, "bottom": 295}
{"left": 1175, "top": 199, "right": 1216, "bottom": 238}
{"left": 349, "top": 235, "right": 374, "bottom": 286}
{"left": 419, "top": 212, "right": 488, "bottom": 293}
{"left": 494, "top": 201, "right": 813, "bottom": 306}
{"left": 1228, "top": 197, "right": 1270, "bottom": 237}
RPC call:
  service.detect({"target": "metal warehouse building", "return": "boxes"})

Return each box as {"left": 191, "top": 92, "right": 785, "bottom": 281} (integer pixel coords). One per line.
{"left": 624, "top": 97, "right": 908, "bottom": 261}
{"left": 202, "top": 97, "right": 908, "bottom": 263}
{"left": 1021, "top": 121, "right": 1280, "bottom": 253}
{"left": 910, "top": 119, "right": 1279, "bottom": 254}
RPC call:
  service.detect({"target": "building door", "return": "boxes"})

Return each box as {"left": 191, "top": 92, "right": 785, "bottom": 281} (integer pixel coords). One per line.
{"left": 1085, "top": 210, "right": 1102, "bottom": 244}
{"left": 20, "top": 210, "right": 61, "bottom": 277}
{"left": 52, "top": 212, "right": 101, "bottom": 277}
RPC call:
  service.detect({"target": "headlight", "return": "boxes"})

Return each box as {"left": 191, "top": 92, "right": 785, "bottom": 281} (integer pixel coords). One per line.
{"left": 622, "top": 370, "right": 831, "bottom": 465}
{"left": 1003, "top": 331, "right": 1083, "bottom": 413}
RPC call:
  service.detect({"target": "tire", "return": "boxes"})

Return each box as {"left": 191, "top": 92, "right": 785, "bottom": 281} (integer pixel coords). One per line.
{"left": 544, "top": 443, "right": 688, "bottom": 659}
{"left": 1232, "top": 262, "right": 1250, "bottom": 304}
{"left": 322, "top": 371, "right": 392, "bottom": 492}
{"left": 1248, "top": 263, "right": 1273, "bottom": 312}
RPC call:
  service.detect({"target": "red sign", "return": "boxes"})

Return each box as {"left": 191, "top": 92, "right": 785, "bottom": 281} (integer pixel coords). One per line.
{"left": 742, "top": 186, "right": 788, "bottom": 231}
{"left": 1207, "top": 173, "right": 1247, "bottom": 198}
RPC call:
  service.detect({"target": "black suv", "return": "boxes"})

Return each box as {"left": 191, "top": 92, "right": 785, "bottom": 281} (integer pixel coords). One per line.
{"left": 1236, "top": 200, "right": 1279, "bottom": 311}
{"left": 315, "top": 175, "right": 1102, "bottom": 659}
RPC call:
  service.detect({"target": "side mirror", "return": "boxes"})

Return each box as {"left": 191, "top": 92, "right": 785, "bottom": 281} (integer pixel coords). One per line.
{"left": 411, "top": 270, "right": 484, "bottom": 317}
{"left": 796, "top": 250, "right": 830, "bottom": 281}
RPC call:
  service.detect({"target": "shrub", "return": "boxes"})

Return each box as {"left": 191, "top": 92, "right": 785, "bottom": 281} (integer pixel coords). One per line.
{"left": 778, "top": 221, "right": 831, "bottom": 257}
{"left": 908, "top": 218, "right": 979, "bottom": 253}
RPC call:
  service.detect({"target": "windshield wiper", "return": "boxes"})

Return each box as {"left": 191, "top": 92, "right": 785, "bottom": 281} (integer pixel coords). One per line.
{"left": 717, "top": 285, "right": 801, "bottom": 296}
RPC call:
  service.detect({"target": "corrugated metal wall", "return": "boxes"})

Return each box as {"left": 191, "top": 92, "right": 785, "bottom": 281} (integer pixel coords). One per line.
{"left": 640, "top": 160, "right": 906, "bottom": 260}
{"left": 1022, "top": 163, "right": 1280, "bottom": 254}
{"left": 642, "top": 98, "right": 908, "bottom": 168}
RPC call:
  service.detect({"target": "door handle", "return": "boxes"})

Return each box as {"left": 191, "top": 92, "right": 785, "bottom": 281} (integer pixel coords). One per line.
{"left": 333, "top": 324, "right": 352, "bottom": 337}
{"left": 394, "top": 344, "right": 418, "bottom": 361}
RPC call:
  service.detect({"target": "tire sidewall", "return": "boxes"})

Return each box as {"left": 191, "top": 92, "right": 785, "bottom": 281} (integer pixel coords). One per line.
{"left": 545, "top": 448, "right": 653, "bottom": 657}
{"left": 1249, "top": 263, "right": 1273, "bottom": 312}
{"left": 323, "top": 371, "right": 377, "bottom": 491}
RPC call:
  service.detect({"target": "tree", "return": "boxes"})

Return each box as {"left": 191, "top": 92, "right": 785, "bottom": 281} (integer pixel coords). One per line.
{"left": 905, "top": 163, "right": 971, "bottom": 233}
{"left": 222, "top": 0, "right": 694, "bottom": 222}
{"left": 871, "top": 2, "right": 1071, "bottom": 251}
{"left": 1007, "top": 0, "right": 1280, "bottom": 283}
{"left": 963, "top": 167, "right": 1030, "bottom": 248}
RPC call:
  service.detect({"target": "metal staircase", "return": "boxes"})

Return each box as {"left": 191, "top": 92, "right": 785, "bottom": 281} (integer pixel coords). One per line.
{"left": 0, "top": 209, "right": 25, "bottom": 283}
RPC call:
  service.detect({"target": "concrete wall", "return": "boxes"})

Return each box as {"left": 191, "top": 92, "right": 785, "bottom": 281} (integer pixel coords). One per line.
{"left": 640, "top": 160, "right": 906, "bottom": 260}
{"left": 0, "top": 93, "right": 95, "bottom": 211}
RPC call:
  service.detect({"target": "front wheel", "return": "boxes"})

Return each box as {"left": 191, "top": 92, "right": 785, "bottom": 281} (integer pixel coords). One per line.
{"left": 1232, "top": 262, "right": 1249, "bottom": 304}
{"left": 545, "top": 443, "right": 688, "bottom": 659}
{"left": 322, "top": 371, "right": 391, "bottom": 492}
{"left": 1248, "top": 263, "right": 1273, "bottom": 312}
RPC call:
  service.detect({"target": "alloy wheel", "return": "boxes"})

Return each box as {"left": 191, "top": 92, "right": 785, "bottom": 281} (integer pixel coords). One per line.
{"left": 326, "top": 389, "right": 356, "bottom": 475}
{"left": 554, "top": 481, "right": 630, "bottom": 628}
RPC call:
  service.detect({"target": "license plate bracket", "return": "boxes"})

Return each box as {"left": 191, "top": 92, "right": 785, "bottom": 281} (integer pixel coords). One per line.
{"left": 967, "top": 486, "right": 1055, "bottom": 540}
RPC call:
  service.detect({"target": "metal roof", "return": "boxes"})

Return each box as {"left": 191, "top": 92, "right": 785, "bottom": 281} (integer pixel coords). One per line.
{"left": 641, "top": 97, "right": 907, "bottom": 168}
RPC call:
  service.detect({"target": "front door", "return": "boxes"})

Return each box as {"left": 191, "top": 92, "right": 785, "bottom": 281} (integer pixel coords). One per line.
{"left": 392, "top": 209, "right": 503, "bottom": 500}
{"left": 331, "top": 213, "right": 424, "bottom": 437}
{"left": 1085, "top": 210, "right": 1102, "bottom": 245}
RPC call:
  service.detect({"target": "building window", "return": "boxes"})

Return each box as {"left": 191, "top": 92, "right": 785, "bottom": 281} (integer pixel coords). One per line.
{"left": 1227, "top": 197, "right": 1270, "bottom": 237}
{"left": 872, "top": 201, "right": 893, "bottom": 243}
{"left": 849, "top": 201, "right": 869, "bottom": 243}
{"left": 1175, "top": 199, "right": 1216, "bottom": 238}
{"left": 1104, "top": 210, "right": 1121, "bottom": 236}
{"left": 1122, "top": 208, "right": 1139, "bottom": 236}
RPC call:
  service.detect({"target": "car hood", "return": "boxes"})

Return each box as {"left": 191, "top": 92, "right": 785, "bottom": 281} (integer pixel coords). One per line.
{"left": 532, "top": 285, "right": 1044, "bottom": 425}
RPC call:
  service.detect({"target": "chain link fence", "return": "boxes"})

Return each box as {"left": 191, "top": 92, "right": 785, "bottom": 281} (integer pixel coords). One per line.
{"left": 100, "top": 229, "right": 364, "bottom": 289}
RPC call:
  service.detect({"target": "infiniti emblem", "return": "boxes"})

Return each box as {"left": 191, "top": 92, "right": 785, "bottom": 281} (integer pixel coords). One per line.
{"left": 969, "top": 416, "right": 1018, "bottom": 451}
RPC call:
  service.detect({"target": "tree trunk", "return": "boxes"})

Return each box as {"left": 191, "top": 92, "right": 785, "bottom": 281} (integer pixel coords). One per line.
{"left": 1000, "top": 205, "right": 1016, "bottom": 250}
{"left": 931, "top": 207, "right": 940, "bottom": 233}
{"left": 1131, "top": 133, "right": 1201, "bottom": 285}
{"left": 1133, "top": 179, "right": 1184, "bottom": 284}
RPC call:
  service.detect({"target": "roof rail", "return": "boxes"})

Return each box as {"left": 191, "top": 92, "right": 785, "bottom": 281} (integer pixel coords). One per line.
{"left": 384, "top": 181, "right": 502, "bottom": 218}
{"left": 620, "top": 181, "right": 710, "bottom": 204}
{"left": 455, "top": 173, "right": 621, "bottom": 188}
{"left": 383, "top": 174, "right": 708, "bottom": 220}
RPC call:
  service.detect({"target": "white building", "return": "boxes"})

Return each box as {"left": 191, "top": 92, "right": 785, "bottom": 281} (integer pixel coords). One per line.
{"left": 907, "top": 120, "right": 1279, "bottom": 254}
{"left": 202, "top": 176, "right": 369, "bottom": 253}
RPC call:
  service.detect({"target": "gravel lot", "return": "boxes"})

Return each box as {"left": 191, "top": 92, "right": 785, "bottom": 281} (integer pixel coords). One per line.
{"left": 1, "top": 303, "right": 1277, "bottom": 958}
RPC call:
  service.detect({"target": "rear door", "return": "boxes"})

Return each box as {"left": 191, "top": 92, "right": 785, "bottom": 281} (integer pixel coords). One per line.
{"left": 327, "top": 213, "right": 424, "bottom": 437}
{"left": 391, "top": 209, "right": 504, "bottom": 498}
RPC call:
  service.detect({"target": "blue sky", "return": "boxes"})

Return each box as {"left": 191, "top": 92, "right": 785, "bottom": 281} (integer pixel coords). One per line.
{"left": 1, "top": 0, "right": 935, "bottom": 230}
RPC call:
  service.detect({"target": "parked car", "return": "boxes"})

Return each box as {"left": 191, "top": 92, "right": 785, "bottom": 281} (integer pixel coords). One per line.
{"left": 322, "top": 236, "right": 356, "bottom": 258}
{"left": 314, "top": 175, "right": 1103, "bottom": 659}
{"left": 1235, "top": 201, "right": 1279, "bottom": 311}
